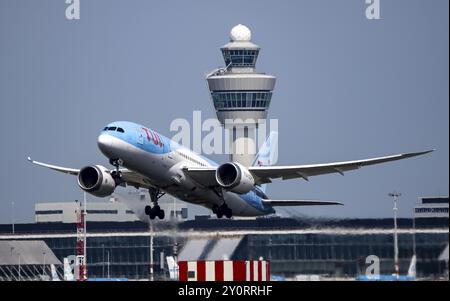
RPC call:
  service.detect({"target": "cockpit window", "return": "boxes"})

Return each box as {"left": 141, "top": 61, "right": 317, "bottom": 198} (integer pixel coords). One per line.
{"left": 103, "top": 126, "right": 124, "bottom": 132}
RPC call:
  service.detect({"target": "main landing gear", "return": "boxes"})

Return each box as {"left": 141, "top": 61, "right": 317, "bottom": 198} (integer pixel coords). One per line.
{"left": 212, "top": 204, "right": 232, "bottom": 219}
{"left": 212, "top": 188, "right": 233, "bottom": 219}
{"left": 145, "top": 188, "right": 165, "bottom": 220}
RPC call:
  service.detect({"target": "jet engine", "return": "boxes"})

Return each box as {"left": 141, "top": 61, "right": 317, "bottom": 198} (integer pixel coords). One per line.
{"left": 215, "top": 162, "right": 255, "bottom": 194}
{"left": 77, "top": 165, "right": 116, "bottom": 197}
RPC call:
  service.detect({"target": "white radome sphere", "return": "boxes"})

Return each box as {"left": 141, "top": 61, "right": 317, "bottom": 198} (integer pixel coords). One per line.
{"left": 230, "top": 24, "right": 251, "bottom": 41}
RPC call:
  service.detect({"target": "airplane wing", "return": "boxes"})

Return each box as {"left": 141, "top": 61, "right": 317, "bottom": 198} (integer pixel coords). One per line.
{"left": 27, "top": 157, "right": 152, "bottom": 189}
{"left": 248, "top": 150, "right": 434, "bottom": 184}
{"left": 27, "top": 157, "right": 80, "bottom": 175}
{"left": 184, "top": 150, "right": 433, "bottom": 186}
{"left": 261, "top": 199, "right": 343, "bottom": 206}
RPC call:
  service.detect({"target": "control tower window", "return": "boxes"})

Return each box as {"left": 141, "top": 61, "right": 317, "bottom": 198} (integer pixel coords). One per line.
{"left": 222, "top": 49, "right": 259, "bottom": 67}
{"left": 211, "top": 91, "right": 272, "bottom": 109}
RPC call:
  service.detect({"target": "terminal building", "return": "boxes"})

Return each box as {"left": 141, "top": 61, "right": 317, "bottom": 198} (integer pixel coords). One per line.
{"left": 414, "top": 196, "right": 449, "bottom": 220}
{"left": 1, "top": 199, "right": 448, "bottom": 280}
{"left": 35, "top": 192, "right": 188, "bottom": 224}
{"left": 35, "top": 200, "right": 139, "bottom": 223}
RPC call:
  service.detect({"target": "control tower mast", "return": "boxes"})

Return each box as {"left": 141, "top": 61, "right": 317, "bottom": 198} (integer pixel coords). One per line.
{"left": 206, "top": 24, "right": 276, "bottom": 167}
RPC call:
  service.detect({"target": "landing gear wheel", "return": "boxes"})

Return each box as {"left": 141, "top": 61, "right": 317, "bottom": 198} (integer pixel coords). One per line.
{"left": 212, "top": 205, "right": 219, "bottom": 214}
{"left": 111, "top": 170, "right": 122, "bottom": 180}
{"left": 146, "top": 188, "right": 166, "bottom": 220}
{"left": 215, "top": 203, "right": 232, "bottom": 219}
{"left": 224, "top": 208, "right": 233, "bottom": 219}
{"left": 145, "top": 205, "right": 151, "bottom": 216}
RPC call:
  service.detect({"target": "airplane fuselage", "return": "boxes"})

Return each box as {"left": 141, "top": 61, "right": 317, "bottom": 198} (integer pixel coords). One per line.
{"left": 98, "top": 121, "right": 275, "bottom": 217}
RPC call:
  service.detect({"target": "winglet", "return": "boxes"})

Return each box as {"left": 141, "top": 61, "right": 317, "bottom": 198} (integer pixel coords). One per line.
{"left": 413, "top": 149, "right": 434, "bottom": 155}
{"left": 27, "top": 156, "right": 32, "bottom": 162}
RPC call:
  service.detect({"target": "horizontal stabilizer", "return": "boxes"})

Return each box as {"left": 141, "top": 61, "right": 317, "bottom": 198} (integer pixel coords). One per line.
{"left": 262, "top": 199, "right": 343, "bottom": 206}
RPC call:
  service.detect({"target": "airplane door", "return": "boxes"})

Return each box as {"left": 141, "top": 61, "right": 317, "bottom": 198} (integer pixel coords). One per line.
{"left": 137, "top": 128, "right": 144, "bottom": 145}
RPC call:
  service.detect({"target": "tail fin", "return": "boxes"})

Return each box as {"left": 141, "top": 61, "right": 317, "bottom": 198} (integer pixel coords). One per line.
{"left": 252, "top": 131, "right": 278, "bottom": 193}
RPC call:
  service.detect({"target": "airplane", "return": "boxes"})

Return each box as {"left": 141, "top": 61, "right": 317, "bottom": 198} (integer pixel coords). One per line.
{"left": 28, "top": 121, "right": 433, "bottom": 219}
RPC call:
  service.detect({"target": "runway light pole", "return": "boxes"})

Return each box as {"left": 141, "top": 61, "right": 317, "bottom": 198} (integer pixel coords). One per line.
{"left": 83, "top": 192, "right": 87, "bottom": 278}
{"left": 102, "top": 244, "right": 105, "bottom": 278}
{"left": 18, "top": 252, "right": 21, "bottom": 281}
{"left": 42, "top": 252, "right": 46, "bottom": 278}
{"left": 389, "top": 191, "right": 401, "bottom": 279}
{"left": 107, "top": 250, "right": 110, "bottom": 279}
{"left": 149, "top": 220, "right": 154, "bottom": 281}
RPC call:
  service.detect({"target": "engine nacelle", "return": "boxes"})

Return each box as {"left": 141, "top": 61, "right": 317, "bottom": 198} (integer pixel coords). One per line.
{"left": 77, "top": 165, "right": 116, "bottom": 197}
{"left": 215, "top": 162, "right": 255, "bottom": 194}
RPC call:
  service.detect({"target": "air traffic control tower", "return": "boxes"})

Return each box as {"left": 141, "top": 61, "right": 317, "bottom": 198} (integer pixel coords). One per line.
{"left": 206, "top": 24, "right": 276, "bottom": 167}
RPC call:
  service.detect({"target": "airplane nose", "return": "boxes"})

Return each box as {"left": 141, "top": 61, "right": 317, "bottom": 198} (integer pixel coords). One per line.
{"left": 97, "top": 134, "right": 113, "bottom": 155}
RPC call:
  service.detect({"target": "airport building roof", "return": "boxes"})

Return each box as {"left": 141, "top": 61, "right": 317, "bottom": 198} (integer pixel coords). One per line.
{"left": 178, "top": 236, "right": 244, "bottom": 261}
{"left": 0, "top": 240, "right": 61, "bottom": 265}
{"left": 439, "top": 244, "right": 449, "bottom": 261}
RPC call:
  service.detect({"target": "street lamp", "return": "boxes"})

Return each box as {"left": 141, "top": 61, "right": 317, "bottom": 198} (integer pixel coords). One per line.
{"left": 18, "top": 252, "right": 21, "bottom": 281}
{"left": 42, "top": 252, "right": 47, "bottom": 278}
{"left": 102, "top": 244, "right": 105, "bottom": 278}
{"left": 149, "top": 221, "right": 154, "bottom": 281}
{"left": 388, "top": 191, "right": 401, "bottom": 279}
{"left": 83, "top": 192, "right": 87, "bottom": 277}
{"left": 107, "top": 250, "right": 110, "bottom": 279}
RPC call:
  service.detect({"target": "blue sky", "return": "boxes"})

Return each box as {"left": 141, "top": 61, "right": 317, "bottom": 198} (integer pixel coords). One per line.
{"left": 0, "top": 0, "right": 448, "bottom": 223}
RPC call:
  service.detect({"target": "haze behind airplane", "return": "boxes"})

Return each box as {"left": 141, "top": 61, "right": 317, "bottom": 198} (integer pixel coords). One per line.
{"left": 29, "top": 121, "right": 433, "bottom": 219}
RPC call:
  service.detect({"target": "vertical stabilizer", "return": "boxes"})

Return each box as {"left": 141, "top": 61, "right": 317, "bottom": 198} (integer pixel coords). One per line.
{"left": 252, "top": 131, "right": 278, "bottom": 193}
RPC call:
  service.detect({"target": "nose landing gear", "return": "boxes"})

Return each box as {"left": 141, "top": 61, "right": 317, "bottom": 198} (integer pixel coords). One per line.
{"left": 145, "top": 188, "right": 166, "bottom": 220}
{"left": 109, "top": 158, "right": 123, "bottom": 180}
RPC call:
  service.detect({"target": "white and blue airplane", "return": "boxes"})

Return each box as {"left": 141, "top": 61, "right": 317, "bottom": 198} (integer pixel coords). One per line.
{"left": 28, "top": 121, "right": 433, "bottom": 219}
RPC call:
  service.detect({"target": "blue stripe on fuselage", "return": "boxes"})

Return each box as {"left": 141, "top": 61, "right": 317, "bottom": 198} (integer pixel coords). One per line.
{"left": 101, "top": 121, "right": 274, "bottom": 215}
{"left": 240, "top": 189, "right": 275, "bottom": 215}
